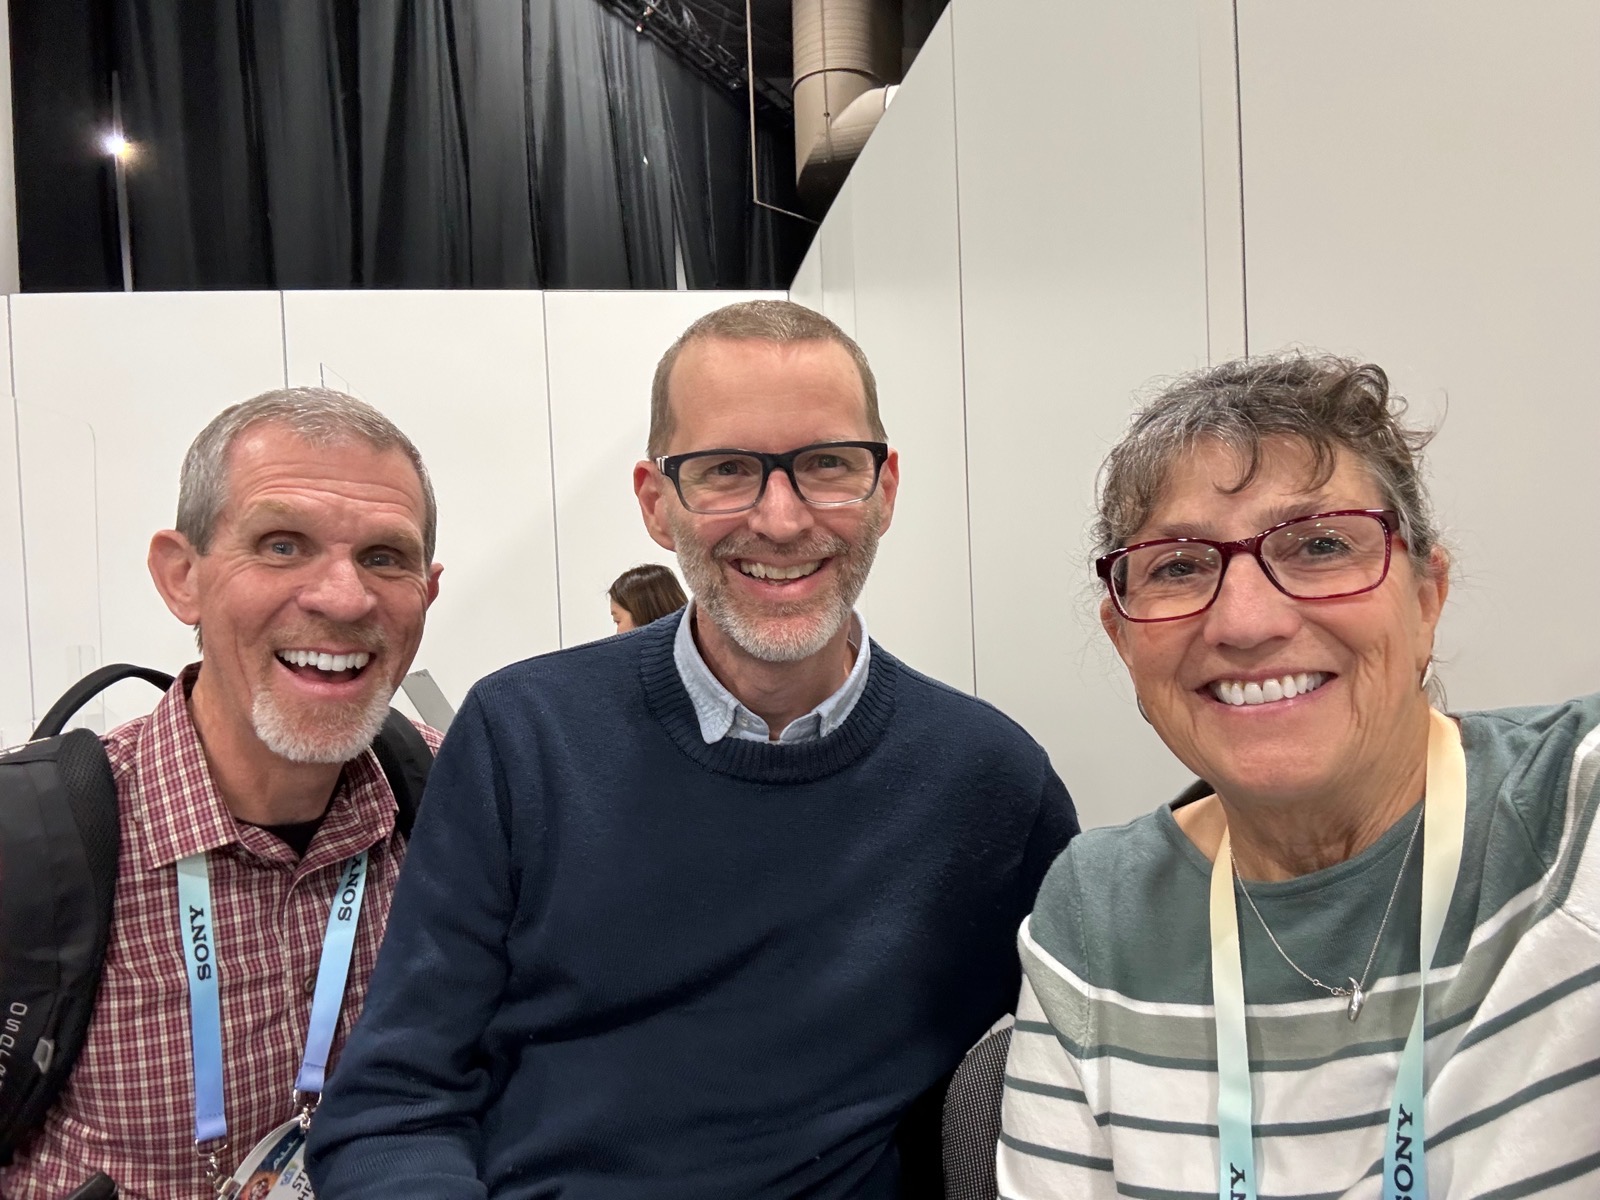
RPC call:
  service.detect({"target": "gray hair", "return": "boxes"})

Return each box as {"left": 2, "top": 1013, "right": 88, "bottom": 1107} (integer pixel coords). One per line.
{"left": 176, "top": 387, "right": 437, "bottom": 562}
{"left": 1093, "top": 353, "right": 1441, "bottom": 579}
{"left": 647, "top": 299, "right": 886, "bottom": 456}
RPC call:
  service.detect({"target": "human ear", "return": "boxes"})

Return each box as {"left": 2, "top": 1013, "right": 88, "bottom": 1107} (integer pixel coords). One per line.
{"left": 1100, "top": 595, "right": 1134, "bottom": 668}
{"left": 634, "top": 461, "right": 677, "bottom": 552}
{"left": 1413, "top": 546, "right": 1451, "bottom": 668}
{"left": 148, "top": 530, "right": 203, "bottom": 626}
{"left": 874, "top": 448, "right": 900, "bottom": 536}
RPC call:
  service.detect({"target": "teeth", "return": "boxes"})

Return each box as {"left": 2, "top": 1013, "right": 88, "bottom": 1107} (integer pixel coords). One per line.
{"left": 277, "top": 650, "right": 371, "bottom": 672}
{"left": 738, "top": 560, "right": 822, "bottom": 581}
{"left": 1209, "top": 672, "right": 1327, "bottom": 707}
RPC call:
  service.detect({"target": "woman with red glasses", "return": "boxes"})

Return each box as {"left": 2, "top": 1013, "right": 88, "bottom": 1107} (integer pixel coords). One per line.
{"left": 996, "top": 354, "right": 1600, "bottom": 1200}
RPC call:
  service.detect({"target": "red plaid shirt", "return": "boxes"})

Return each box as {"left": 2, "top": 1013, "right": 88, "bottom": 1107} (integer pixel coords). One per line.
{"left": 1, "top": 666, "right": 439, "bottom": 1200}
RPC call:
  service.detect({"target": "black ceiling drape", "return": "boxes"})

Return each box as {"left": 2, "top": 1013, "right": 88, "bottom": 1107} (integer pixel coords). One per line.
{"left": 13, "top": 0, "right": 808, "bottom": 291}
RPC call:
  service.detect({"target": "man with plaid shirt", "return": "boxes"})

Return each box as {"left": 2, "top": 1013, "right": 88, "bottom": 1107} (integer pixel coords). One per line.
{"left": 1, "top": 389, "right": 443, "bottom": 1200}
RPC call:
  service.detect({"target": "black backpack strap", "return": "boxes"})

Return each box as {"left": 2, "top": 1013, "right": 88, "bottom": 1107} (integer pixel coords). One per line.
{"left": 31, "top": 665, "right": 175, "bottom": 741}
{"left": 371, "top": 710, "right": 433, "bottom": 840}
{"left": 0, "top": 729, "right": 121, "bottom": 1160}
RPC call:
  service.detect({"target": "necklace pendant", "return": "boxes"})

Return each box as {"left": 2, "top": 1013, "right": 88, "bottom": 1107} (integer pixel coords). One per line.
{"left": 1347, "top": 978, "right": 1366, "bottom": 1022}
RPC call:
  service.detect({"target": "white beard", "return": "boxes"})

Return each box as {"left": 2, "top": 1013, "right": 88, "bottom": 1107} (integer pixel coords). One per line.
{"left": 252, "top": 684, "right": 393, "bottom": 764}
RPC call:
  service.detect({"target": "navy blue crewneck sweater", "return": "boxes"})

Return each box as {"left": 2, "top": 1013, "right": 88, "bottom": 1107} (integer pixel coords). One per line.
{"left": 309, "top": 614, "right": 1077, "bottom": 1200}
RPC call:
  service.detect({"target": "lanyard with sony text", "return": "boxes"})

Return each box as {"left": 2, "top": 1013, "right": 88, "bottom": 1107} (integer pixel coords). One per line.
{"left": 175, "top": 848, "right": 370, "bottom": 1161}
{"left": 1208, "top": 709, "right": 1465, "bottom": 1200}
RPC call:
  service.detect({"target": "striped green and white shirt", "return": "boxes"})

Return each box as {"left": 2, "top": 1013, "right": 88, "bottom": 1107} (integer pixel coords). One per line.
{"left": 999, "top": 694, "right": 1600, "bottom": 1200}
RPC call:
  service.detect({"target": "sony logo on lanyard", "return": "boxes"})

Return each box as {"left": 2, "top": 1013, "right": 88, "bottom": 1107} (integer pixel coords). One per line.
{"left": 1208, "top": 709, "right": 1466, "bottom": 1200}
{"left": 176, "top": 847, "right": 371, "bottom": 1190}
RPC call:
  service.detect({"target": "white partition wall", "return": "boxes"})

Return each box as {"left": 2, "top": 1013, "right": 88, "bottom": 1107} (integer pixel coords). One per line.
{"left": 954, "top": 0, "right": 1221, "bottom": 827}
{"left": 282, "top": 290, "right": 557, "bottom": 711}
{"left": 0, "top": 308, "right": 29, "bottom": 747}
{"left": 829, "top": 17, "right": 974, "bottom": 692}
{"left": 543, "top": 290, "right": 779, "bottom": 649}
{"left": 10, "top": 293, "right": 287, "bottom": 733}
{"left": 1236, "top": 0, "right": 1600, "bottom": 709}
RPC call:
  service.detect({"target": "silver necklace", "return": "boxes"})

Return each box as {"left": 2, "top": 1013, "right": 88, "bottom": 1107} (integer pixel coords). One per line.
{"left": 1229, "top": 805, "right": 1423, "bottom": 1022}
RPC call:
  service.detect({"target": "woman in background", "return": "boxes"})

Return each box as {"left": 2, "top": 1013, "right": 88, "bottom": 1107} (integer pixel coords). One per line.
{"left": 608, "top": 562, "right": 687, "bottom": 632}
{"left": 997, "top": 353, "right": 1600, "bottom": 1199}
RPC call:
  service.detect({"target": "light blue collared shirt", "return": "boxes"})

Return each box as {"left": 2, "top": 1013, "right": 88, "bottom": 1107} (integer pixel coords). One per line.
{"left": 672, "top": 603, "right": 872, "bottom": 745}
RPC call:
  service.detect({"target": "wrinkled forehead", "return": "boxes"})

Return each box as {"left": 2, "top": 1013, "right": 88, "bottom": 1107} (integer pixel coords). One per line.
{"left": 222, "top": 424, "right": 427, "bottom": 514}
{"left": 1133, "top": 435, "right": 1375, "bottom": 536}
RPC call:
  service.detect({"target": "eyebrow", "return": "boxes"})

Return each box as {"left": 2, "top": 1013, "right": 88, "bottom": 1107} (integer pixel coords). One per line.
{"left": 1144, "top": 496, "right": 1352, "bottom": 541}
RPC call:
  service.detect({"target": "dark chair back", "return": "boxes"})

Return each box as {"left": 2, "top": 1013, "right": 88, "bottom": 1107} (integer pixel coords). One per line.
{"left": 941, "top": 1020, "right": 1014, "bottom": 1200}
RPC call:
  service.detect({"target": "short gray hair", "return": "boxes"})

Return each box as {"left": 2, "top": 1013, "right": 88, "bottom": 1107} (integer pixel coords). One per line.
{"left": 1094, "top": 353, "right": 1441, "bottom": 578}
{"left": 177, "top": 388, "right": 437, "bottom": 561}
{"left": 647, "top": 299, "right": 885, "bottom": 456}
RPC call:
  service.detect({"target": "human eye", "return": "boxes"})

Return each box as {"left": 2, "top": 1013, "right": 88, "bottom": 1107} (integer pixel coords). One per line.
{"left": 797, "top": 445, "right": 873, "bottom": 477}
{"left": 259, "top": 534, "right": 303, "bottom": 559}
{"left": 360, "top": 539, "right": 421, "bottom": 572}
{"left": 685, "top": 454, "right": 759, "bottom": 486}
{"left": 1276, "top": 518, "right": 1364, "bottom": 564}
{"left": 1301, "top": 533, "right": 1355, "bottom": 557}
{"left": 1136, "top": 544, "right": 1218, "bottom": 588}
{"left": 801, "top": 451, "right": 847, "bottom": 471}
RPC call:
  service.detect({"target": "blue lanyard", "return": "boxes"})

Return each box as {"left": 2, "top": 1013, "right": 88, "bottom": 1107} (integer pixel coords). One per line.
{"left": 175, "top": 848, "right": 370, "bottom": 1145}
{"left": 1208, "top": 709, "right": 1466, "bottom": 1200}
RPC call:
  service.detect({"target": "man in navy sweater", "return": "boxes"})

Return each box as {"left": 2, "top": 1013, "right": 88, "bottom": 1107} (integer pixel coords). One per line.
{"left": 308, "top": 300, "right": 1078, "bottom": 1199}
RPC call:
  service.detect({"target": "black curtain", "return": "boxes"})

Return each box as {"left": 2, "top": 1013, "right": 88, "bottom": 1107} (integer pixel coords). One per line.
{"left": 12, "top": 0, "right": 808, "bottom": 290}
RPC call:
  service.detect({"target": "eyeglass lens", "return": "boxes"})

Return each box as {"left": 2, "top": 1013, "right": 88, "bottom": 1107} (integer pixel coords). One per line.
{"left": 1112, "top": 512, "right": 1390, "bottom": 620}
{"left": 676, "top": 446, "right": 880, "bottom": 513}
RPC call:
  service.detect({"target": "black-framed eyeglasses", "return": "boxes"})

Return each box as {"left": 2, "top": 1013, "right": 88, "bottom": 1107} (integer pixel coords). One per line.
{"left": 1095, "top": 509, "right": 1401, "bottom": 622}
{"left": 654, "top": 441, "right": 889, "bottom": 515}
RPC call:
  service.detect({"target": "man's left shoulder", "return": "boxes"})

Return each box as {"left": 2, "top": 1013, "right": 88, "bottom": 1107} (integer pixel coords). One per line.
{"left": 873, "top": 643, "right": 1047, "bottom": 754}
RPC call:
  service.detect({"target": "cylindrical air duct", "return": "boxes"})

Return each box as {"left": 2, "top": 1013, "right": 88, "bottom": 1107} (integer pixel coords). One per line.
{"left": 791, "top": 0, "right": 900, "bottom": 207}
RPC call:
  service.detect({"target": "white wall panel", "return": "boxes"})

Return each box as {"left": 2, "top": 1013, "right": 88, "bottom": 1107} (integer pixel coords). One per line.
{"left": 955, "top": 0, "right": 1214, "bottom": 828}
{"left": 0, "top": 305, "right": 29, "bottom": 747}
{"left": 1238, "top": 1, "right": 1600, "bottom": 709}
{"left": 841, "top": 15, "right": 973, "bottom": 692}
{"left": 282, "top": 290, "right": 555, "bottom": 711}
{"left": 814, "top": 192, "right": 857, "bottom": 338}
{"left": 789, "top": 232, "right": 824, "bottom": 313}
{"left": 543, "top": 291, "right": 780, "bottom": 649}
{"left": 11, "top": 293, "right": 286, "bottom": 731}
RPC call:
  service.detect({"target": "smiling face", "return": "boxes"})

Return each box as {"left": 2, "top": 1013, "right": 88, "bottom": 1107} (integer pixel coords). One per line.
{"left": 634, "top": 336, "right": 897, "bottom": 665}
{"left": 1103, "top": 437, "right": 1447, "bottom": 807}
{"left": 150, "top": 423, "right": 441, "bottom": 765}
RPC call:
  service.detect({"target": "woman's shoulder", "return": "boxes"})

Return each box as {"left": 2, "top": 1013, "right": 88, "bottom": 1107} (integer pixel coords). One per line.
{"left": 1026, "top": 804, "right": 1213, "bottom": 1002}
{"left": 1458, "top": 692, "right": 1600, "bottom": 908}
{"left": 1459, "top": 692, "right": 1600, "bottom": 811}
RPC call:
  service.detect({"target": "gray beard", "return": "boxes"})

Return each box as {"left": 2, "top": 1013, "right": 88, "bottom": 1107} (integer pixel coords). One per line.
{"left": 672, "top": 507, "right": 882, "bottom": 664}
{"left": 252, "top": 684, "right": 393, "bottom": 764}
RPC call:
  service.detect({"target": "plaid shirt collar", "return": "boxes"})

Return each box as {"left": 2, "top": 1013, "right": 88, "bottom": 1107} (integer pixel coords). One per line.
{"left": 131, "top": 663, "right": 399, "bottom": 874}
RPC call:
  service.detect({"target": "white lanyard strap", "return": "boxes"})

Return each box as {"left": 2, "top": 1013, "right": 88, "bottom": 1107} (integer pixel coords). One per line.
{"left": 175, "top": 848, "right": 371, "bottom": 1146}
{"left": 1209, "top": 709, "right": 1466, "bottom": 1200}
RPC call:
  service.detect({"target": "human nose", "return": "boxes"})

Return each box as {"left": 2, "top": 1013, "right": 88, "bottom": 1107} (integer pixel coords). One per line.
{"left": 297, "top": 554, "right": 378, "bottom": 623}
{"left": 745, "top": 466, "right": 815, "bottom": 542}
{"left": 1200, "top": 549, "right": 1301, "bottom": 649}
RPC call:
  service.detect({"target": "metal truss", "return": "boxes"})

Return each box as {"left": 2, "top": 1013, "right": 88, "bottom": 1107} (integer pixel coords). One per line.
{"left": 592, "top": 0, "right": 794, "bottom": 115}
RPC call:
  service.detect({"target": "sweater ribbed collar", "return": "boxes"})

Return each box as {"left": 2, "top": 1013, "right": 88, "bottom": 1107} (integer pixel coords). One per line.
{"left": 639, "top": 611, "right": 898, "bottom": 784}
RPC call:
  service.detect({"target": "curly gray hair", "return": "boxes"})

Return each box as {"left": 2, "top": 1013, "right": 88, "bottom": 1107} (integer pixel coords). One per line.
{"left": 1093, "top": 353, "right": 1442, "bottom": 580}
